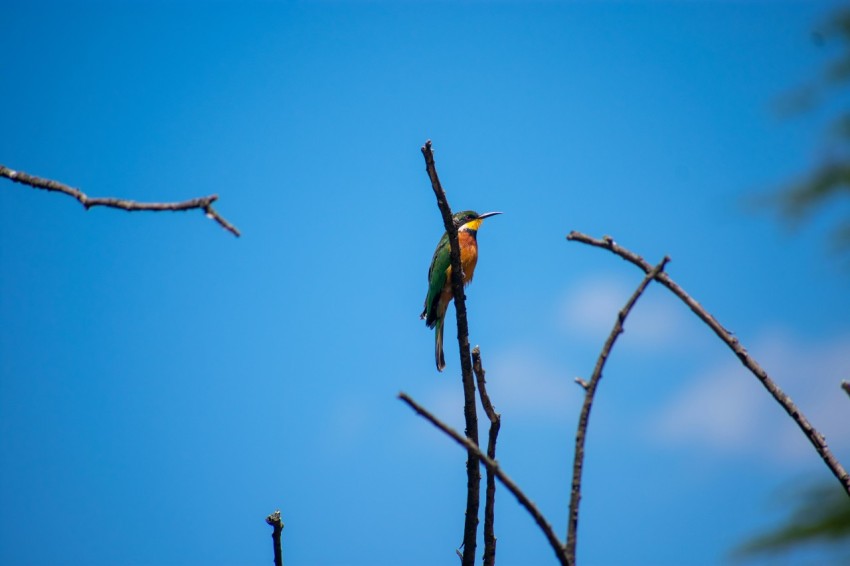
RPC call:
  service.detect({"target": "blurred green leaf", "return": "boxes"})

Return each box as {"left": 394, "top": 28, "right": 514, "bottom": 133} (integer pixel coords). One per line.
{"left": 733, "top": 483, "right": 850, "bottom": 559}
{"left": 767, "top": 8, "right": 850, "bottom": 256}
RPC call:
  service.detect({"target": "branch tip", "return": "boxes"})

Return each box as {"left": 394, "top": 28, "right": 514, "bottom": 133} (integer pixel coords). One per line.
{"left": 265, "top": 509, "right": 283, "bottom": 528}
{"left": 266, "top": 509, "right": 284, "bottom": 566}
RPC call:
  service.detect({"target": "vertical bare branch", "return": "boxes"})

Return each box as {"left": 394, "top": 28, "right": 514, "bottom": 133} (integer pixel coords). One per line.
{"left": 0, "top": 164, "right": 241, "bottom": 237}
{"left": 399, "top": 392, "right": 570, "bottom": 566}
{"left": 566, "top": 231, "right": 850, "bottom": 497}
{"left": 566, "top": 256, "right": 669, "bottom": 562}
{"left": 421, "top": 140, "right": 481, "bottom": 564}
{"left": 265, "top": 510, "right": 284, "bottom": 566}
{"left": 472, "top": 346, "right": 501, "bottom": 566}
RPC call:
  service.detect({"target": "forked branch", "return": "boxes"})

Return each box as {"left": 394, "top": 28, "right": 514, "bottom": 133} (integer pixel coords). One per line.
{"left": 0, "top": 164, "right": 240, "bottom": 237}
{"left": 566, "top": 256, "right": 669, "bottom": 562}
{"left": 566, "top": 231, "right": 850, "bottom": 496}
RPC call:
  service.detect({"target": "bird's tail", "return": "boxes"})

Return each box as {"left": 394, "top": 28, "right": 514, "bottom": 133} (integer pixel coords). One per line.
{"left": 435, "top": 317, "right": 446, "bottom": 372}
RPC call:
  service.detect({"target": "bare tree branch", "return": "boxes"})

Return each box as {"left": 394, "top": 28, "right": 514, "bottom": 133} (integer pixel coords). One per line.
{"left": 420, "top": 140, "right": 481, "bottom": 564}
{"left": 265, "top": 509, "right": 284, "bottom": 566}
{"left": 566, "top": 256, "right": 669, "bottom": 563}
{"left": 472, "top": 346, "right": 501, "bottom": 566}
{"left": 0, "top": 164, "right": 240, "bottom": 237}
{"left": 399, "top": 392, "right": 570, "bottom": 566}
{"left": 566, "top": 231, "right": 850, "bottom": 497}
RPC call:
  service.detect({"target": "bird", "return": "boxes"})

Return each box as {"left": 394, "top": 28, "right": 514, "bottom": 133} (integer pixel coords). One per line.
{"left": 421, "top": 210, "right": 502, "bottom": 371}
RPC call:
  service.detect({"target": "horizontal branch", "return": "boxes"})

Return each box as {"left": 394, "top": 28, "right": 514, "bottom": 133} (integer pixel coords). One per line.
{"left": 399, "top": 392, "right": 570, "bottom": 566}
{"left": 566, "top": 231, "right": 850, "bottom": 497}
{"left": 0, "top": 164, "right": 240, "bottom": 237}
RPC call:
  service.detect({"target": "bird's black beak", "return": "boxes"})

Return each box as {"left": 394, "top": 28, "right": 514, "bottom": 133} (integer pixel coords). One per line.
{"left": 477, "top": 211, "right": 503, "bottom": 220}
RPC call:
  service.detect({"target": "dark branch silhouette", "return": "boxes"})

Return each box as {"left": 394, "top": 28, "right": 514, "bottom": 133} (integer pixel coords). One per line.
{"left": 566, "top": 256, "right": 669, "bottom": 563}
{"left": 420, "top": 140, "right": 481, "bottom": 564}
{"left": 842, "top": 381, "right": 850, "bottom": 400}
{"left": 0, "top": 164, "right": 240, "bottom": 237}
{"left": 566, "top": 231, "right": 850, "bottom": 497}
{"left": 265, "top": 510, "right": 284, "bottom": 566}
{"left": 472, "top": 346, "right": 501, "bottom": 566}
{"left": 399, "top": 392, "right": 570, "bottom": 566}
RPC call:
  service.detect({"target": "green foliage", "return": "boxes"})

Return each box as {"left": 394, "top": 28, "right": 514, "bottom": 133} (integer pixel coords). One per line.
{"left": 734, "top": 483, "right": 850, "bottom": 559}
{"left": 771, "top": 8, "right": 850, "bottom": 255}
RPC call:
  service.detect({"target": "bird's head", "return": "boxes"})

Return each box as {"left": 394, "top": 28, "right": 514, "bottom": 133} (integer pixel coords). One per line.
{"left": 452, "top": 210, "right": 503, "bottom": 232}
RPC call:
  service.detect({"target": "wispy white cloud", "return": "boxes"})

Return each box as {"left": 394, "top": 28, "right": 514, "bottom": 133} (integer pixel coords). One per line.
{"left": 558, "top": 275, "right": 694, "bottom": 351}
{"left": 559, "top": 277, "right": 625, "bottom": 338}
{"left": 479, "top": 345, "right": 580, "bottom": 422}
{"left": 423, "top": 344, "right": 580, "bottom": 425}
{"left": 648, "top": 327, "right": 850, "bottom": 465}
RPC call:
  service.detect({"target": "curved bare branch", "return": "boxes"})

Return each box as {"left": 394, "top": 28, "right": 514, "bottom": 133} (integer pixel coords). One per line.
{"left": 566, "top": 231, "right": 850, "bottom": 497}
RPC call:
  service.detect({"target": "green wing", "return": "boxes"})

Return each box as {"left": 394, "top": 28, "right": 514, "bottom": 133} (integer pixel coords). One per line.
{"left": 423, "top": 233, "right": 451, "bottom": 328}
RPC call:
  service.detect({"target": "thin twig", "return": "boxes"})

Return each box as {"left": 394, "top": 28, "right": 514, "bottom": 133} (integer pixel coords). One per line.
{"left": 265, "top": 509, "right": 284, "bottom": 566}
{"left": 0, "top": 164, "right": 240, "bottom": 237}
{"left": 399, "top": 392, "right": 569, "bottom": 566}
{"left": 566, "top": 231, "right": 850, "bottom": 497}
{"left": 421, "top": 140, "right": 481, "bottom": 565}
{"left": 472, "top": 346, "right": 501, "bottom": 566}
{"left": 566, "top": 256, "right": 669, "bottom": 563}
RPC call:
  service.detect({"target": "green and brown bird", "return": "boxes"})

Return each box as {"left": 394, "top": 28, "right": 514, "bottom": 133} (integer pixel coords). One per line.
{"left": 421, "top": 210, "right": 502, "bottom": 371}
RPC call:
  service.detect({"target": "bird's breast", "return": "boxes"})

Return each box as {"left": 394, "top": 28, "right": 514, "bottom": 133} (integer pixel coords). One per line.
{"left": 458, "top": 231, "right": 479, "bottom": 284}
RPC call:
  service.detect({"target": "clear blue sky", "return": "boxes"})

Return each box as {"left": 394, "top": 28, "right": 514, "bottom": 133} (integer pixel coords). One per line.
{"left": 1, "top": 2, "right": 848, "bottom": 565}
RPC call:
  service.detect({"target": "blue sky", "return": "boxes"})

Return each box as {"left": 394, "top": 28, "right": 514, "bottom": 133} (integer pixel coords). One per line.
{"left": 1, "top": 2, "right": 849, "bottom": 565}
